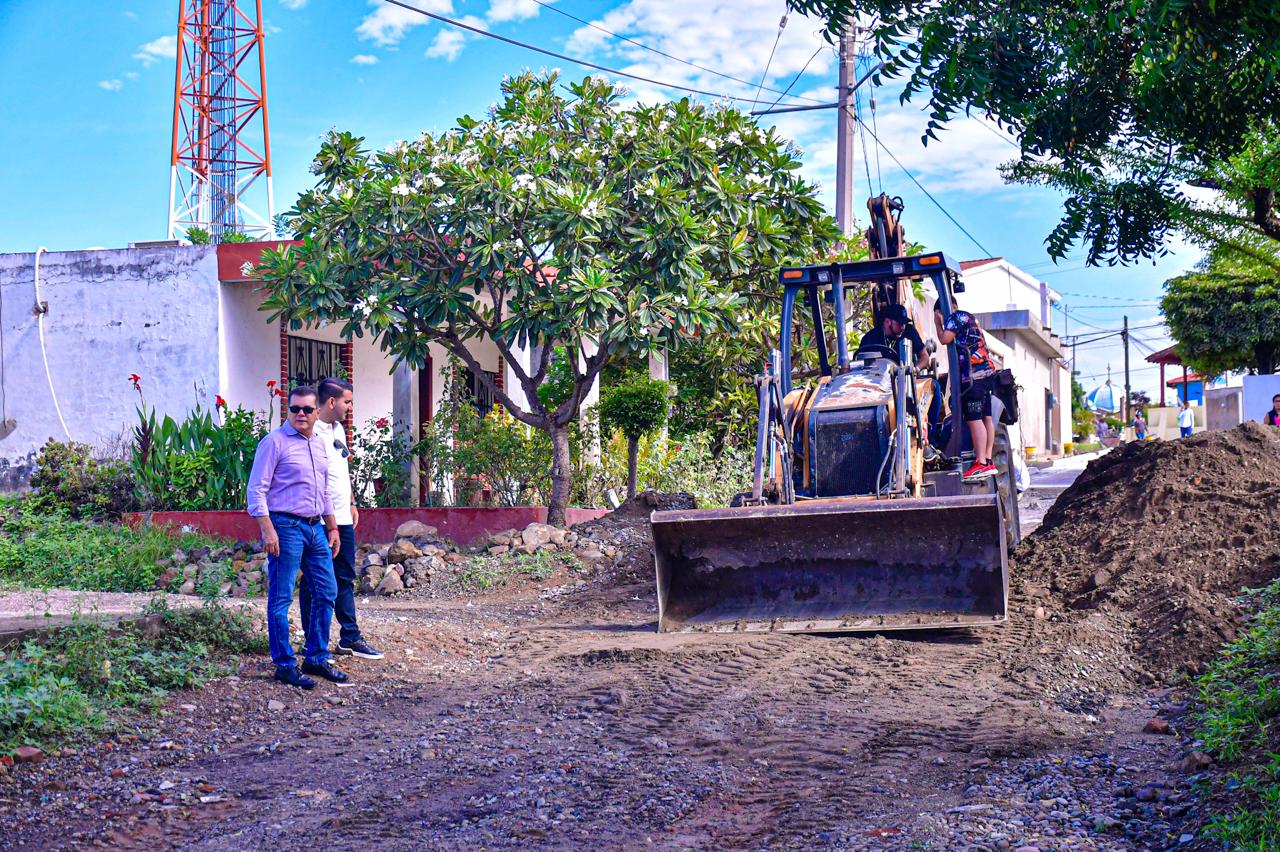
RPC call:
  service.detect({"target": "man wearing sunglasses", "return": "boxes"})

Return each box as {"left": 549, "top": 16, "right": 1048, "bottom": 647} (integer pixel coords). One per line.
{"left": 247, "top": 385, "right": 350, "bottom": 690}
{"left": 302, "top": 377, "right": 384, "bottom": 661}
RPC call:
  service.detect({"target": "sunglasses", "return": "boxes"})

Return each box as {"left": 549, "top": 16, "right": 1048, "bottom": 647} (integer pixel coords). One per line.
{"left": 288, "top": 405, "right": 316, "bottom": 414}
{"left": 333, "top": 438, "right": 349, "bottom": 458}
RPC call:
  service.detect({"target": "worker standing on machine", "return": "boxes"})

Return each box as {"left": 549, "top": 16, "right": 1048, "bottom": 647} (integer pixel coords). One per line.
{"left": 936, "top": 307, "right": 999, "bottom": 480}
{"left": 856, "top": 304, "right": 930, "bottom": 370}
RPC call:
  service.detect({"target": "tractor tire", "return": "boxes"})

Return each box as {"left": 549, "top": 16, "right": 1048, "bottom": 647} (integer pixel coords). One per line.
{"left": 992, "top": 423, "right": 1022, "bottom": 551}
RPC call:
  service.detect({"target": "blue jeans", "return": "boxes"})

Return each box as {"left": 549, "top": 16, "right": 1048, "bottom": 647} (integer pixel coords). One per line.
{"left": 1180, "top": 425, "right": 1193, "bottom": 437}
{"left": 299, "top": 524, "right": 361, "bottom": 647}
{"left": 265, "top": 512, "right": 336, "bottom": 669}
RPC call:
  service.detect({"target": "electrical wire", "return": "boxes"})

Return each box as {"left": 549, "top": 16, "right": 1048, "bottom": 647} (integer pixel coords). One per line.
{"left": 855, "top": 117, "right": 994, "bottom": 257}
{"left": 757, "top": 44, "right": 828, "bottom": 115}
{"left": 751, "top": 8, "right": 789, "bottom": 108}
{"left": 525, "top": 0, "right": 825, "bottom": 104}
{"left": 381, "top": 0, "right": 812, "bottom": 106}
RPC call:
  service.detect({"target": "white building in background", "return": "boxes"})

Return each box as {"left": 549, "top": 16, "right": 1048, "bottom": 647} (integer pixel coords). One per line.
{"left": 955, "top": 257, "right": 1073, "bottom": 455}
{"left": 0, "top": 241, "right": 640, "bottom": 496}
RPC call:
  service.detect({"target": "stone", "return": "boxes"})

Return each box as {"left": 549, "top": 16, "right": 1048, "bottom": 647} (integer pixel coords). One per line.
{"left": 602, "top": 545, "right": 618, "bottom": 558}
{"left": 1093, "top": 815, "right": 1121, "bottom": 832}
{"left": 422, "top": 545, "right": 444, "bottom": 557}
{"left": 244, "top": 570, "right": 262, "bottom": 584}
{"left": 548, "top": 528, "right": 569, "bottom": 546}
{"left": 14, "top": 745, "right": 44, "bottom": 764}
{"left": 267, "top": 699, "right": 285, "bottom": 712}
{"left": 578, "top": 549, "right": 605, "bottom": 562}
{"left": 182, "top": 565, "right": 198, "bottom": 578}
{"left": 516, "top": 543, "right": 539, "bottom": 555}
{"left": 364, "top": 562, "right": 387, "bottom": 586}
{"left": 1086, "top": 570, "right": 1112, "bottom": 591}
{"left": 359, "top": 576, "right": 378, "bottom": 595}
{"left": 396, "top": 520, "right": 438, "bottom": 538}
{"left": 1181, "top": 751, "right": 1212, "bottom": 772}
{"left": 521, "top": 523, "right": 558, "bottom": 548}
{"left": 155, "top": 568, "right": 178, "bottom": 590}
{"left": 387, "top": 539, "right": 422, "bottom": 564}
{"left": 178, "top": 580, "right": 196, "bottom": 596}
{"left": 1135, "top": 783, "right": 1168, "bottom": 802}
{"left": 1143, "top": 718, "right": 1171, "bottom": 735}
{"left": 488, "top": 545, "right": 510, "bottom": 556}
{"left": 1033, "top": 606, "right": 1047, "bottom": 620}
{"left": 490, "top": 533, "right": 513, "bottom": 547}
{"left": 365, "top": 552, "right": 384, "bottom": 567}
{"left": 445, "top": 553, "right": 464, "bottom": 564}
{"left": 376, "top": 571, "right": 405, "bottom": 595}
{"left": 563, "top": 532, "right": 578, "bottom": 547}
{"left": 538, "top": 543, "right": 559, "bottom": 553}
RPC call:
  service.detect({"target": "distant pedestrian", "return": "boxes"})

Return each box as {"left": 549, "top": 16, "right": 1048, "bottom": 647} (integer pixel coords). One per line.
{"left": 1265, "top": 394, "right": 1280, "bottom": 427}
{"left": 247, "top": 385, "right": 350, "bottom": 690}
{"left": 1132, "top": 411, "right": 1147, "bottom": 441}
{"left": 1177, "top": 400, "right": 1195, "bottom": 438}
{"left": 300, "top": 377, "right": 384, "bottom": 661}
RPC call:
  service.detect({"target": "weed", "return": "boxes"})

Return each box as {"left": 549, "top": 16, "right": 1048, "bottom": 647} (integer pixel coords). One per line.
{"left": 0, "top": 599, "right": 261, "bottom": 756}
{"left": 0, "top": 498, "right": 231, "bottom": 592}
{"left": 456, "top": 548, "right": 567, "bottom": 592}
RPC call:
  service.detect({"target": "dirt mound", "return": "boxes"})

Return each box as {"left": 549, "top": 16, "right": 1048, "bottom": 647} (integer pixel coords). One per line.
{"left": 1015, "top": 422, "right": 1280, "bottom": 679}
{"left": 608, "top": 489, "right": 698, "bottom": 519}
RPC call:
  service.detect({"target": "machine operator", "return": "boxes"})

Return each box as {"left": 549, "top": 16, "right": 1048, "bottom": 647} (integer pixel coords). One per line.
{"left": 856, "top": 303, "right": 930, "bottom": 371}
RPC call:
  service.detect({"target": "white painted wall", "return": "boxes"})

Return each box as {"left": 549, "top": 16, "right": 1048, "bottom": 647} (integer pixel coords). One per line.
{"left": 219, "top": 283, "right": 278, "bottom": 414}
{"left": 0, "top": 246, "right": 221, "bottom": 487}
{"left": 961, "top": 260, "right": 1060, "bottom": 328}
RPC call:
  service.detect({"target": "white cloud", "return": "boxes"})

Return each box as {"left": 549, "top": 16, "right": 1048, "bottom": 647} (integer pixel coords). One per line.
{"left": 350, "top": 53, "right": 380, "bottom": 65}
{"left": 356, "top": 0, "right": 453, "bottom": 47}
{"left": 99, "top": 79, "right": 124, "bottom": 92}
{"left": 122, "top": 10, "right": 138, "bottom": 19}
{"left": 125, "top": 71, "right": 140, "bottom": 80}
{"left": 486, "top": 0, "right": 545, "bottom": 23}
{"left": 281, "top": 0, "right": 308, "bottom": 9}
{"left": 133, "top": 34, "right": 177, "bottom": 67}
{"left": 426, "top": 29, "right": 467, "bottom": 61}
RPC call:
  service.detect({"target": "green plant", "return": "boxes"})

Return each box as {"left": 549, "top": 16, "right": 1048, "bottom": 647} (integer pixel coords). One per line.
{"left": 28, "top": 439, "right": 136, "bottom": 520}
{"left": 0, "top": 498, "right": 232, "bottom": 592}
{"left": 349, "top": 417, "right": 414, "bottom": 507}
{"left": 598, "top": 375, "right": 670, "bottom": 498}
{"left": 256, "top": 71, "right": 837, "bottom": 525}
{"left": 456, "top": 548, "right": 565, "bottom": 592}
{"left": 130, "top": 379, "right": 269, "bottom": 511}
{"left": 0, "top": 599, "right": 261, "bottom": 756}
{"left": 184, "top": 227, "right": 211, "bottom": 245}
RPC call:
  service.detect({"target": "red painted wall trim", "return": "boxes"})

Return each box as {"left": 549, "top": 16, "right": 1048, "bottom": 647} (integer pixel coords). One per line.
{"left": 124, "top": 507, "right": 610, "bottom": 548}
{"left": 216, "top": 240, "right": 302, "bottom": 282}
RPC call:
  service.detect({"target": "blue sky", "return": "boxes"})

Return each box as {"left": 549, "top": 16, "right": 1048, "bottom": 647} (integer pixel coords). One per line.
{"left": 0, "top": 0, "right": 1196, "bottom": 396}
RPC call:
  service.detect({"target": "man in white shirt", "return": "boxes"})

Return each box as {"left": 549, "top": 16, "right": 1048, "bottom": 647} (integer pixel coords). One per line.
{"left": 1177, "top": 399, "right": 1195, "bottom": 438}
{"left": 299, "top": 377, "right": 384, "bottom": 660}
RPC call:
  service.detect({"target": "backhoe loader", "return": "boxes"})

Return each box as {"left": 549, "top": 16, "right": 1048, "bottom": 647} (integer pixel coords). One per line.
{"left": 651, "top": 197, "right": 1020, "bottom": 634}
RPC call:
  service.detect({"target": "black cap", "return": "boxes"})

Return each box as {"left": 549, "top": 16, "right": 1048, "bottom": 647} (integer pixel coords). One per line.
{"left": 884, "top": 303, "right": 909, "bottom": 324}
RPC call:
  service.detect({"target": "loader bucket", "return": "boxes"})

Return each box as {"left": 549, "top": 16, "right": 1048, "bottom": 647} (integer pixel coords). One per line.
{"left": 651, "top": 495, "right": 1007, "bottom": 634}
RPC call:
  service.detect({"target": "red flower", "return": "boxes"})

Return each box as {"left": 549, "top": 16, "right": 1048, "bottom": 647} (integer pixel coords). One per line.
{"left": 128, "top": 373, "right": 141, "bottom": 391}
{"left": 376, "top": 417, "right": 390, "bottom": 429}
{"left": 275, "top": 388, "right": 287, "bottom": 398}
{"left": 215, "top": 395, "right": 227, "bottom": 408}
{"left": 267, "top": 379, "right": 277, "bottom": 389}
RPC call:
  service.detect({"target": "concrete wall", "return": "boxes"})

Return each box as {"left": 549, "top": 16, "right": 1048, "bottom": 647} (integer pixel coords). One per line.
{"left": 0, "top": 246, "right": 221, "bottom": 488}
{"left": 1205, "top": 386, "right": 1243, "bottom": 430}
{"left": 1243, "top": 374, "right": 1280, "bottom": 425}
{"left": 219, "top": 283, "right": 279, "bottom": 413}
{"left": 961, "top": 261, "right": 1059, "bottom": 330}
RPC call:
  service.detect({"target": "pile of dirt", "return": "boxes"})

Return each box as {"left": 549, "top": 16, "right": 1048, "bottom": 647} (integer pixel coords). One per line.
{"left": 1015, "top": 422, "right": 1280, "bottom": 679}
{"left": 606, "top": 489, "right": 697, "bottom": 520}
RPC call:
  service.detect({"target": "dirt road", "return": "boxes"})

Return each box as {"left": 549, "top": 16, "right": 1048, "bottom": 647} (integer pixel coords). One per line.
{"left": 1, "top": 514, "right": 1211, "bottom": 850}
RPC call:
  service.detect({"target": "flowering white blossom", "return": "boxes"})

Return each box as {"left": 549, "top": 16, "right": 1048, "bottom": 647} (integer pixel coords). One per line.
{"left": 512, "top": 174, "right": 535, "bottom": 191}
{"left": 391, "top": 183, "right": 412, "bottom": 197}
{"left": 356, "top": 295, "right": 379, "bottom": 318}
{"left": 725, "top": 131, "right": 742, "bottom": 146}
{"left": 384, "top": 140, "right": 407, "bottom": 155}
{"left": 239, "top": 261, "right": 255, "bottom": 278}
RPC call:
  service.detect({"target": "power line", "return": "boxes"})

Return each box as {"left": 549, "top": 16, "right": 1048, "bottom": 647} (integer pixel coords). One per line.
{"left": 752, "top": 9, "right": 788, "bottom": 108}
{"left": 526, "top": 0, "right": 825, "bottom": 104}
{"left": 1059, "top": 290, "right": 1162, "bottom": 302}
{"left": 757, "top": 45, "right": 828, "bottom": 116}
{"left": 855, "top": 117, "right": 994, "bottom": 257}
{"left": 381, "top": 0, "right": 812, "bottom": 106}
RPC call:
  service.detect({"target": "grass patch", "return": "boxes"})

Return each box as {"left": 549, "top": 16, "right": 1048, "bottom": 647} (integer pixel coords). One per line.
{"left": 456, "top": 548, "right": 567, "bottom": 592}
{"left": 0, "top": 497, "right": 231, "bottom": 592}
{"left": 1072, "top": 441, "right": 1102, "bottom": 455}
{"left": 0, "top": 598, "right": 264, "bottom": 757}
{"left": 1192, "top": 582, "right": 1280, "bottom": 849}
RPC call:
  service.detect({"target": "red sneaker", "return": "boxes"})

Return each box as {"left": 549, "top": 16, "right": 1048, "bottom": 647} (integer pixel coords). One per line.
{"left": 979, "top": 462, "right": 999, "bottom": 478}
{"left": 962, "top": 461, "right": 987, "bottom": 480}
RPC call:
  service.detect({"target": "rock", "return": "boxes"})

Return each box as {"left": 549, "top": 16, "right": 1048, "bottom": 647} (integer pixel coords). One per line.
{"left": 578, "top": 549, "right": 605, "bottom": 562}
{"left": 422, "top": 545, "right": 444, "bottom": 557}
{"left": 1086, "top": 570, "right": 1112, "bottom": 591}
{"left": 387, "top": 539, "right": 422, "bottom": 564}
{"left": 359, "top": 576, "right": 378, "bottom": 595}
{"left": 178, "top": 579, "right": 196, "bottom": 596}
{"left": 516, "top": 543, "right": 539, "bottom": 555}
{"left": 182, "top": 565, "right": 198, "bottom": 578}
{"left": 1143, "top": 718, "right": 1171, "bottom": 735}
{"left": 364, "top": 562, "right": 387, "bottom": 586}
{"left": 155, "top": 568, "right": 178, "bottom": 590}
{"left": 1033, "top": 606, "right": 1047, "bottom": 620}
{"left": 538, "top": 543, "right": 559, "bottom": 553}
{"left": 1181, "top": 751, "right": 1212, "bottom": 772}
{"left": 365, "top": 552, "right": 384, "bottom": 567}
{"left": 14, "top": 745, "right": 44, "bottom": 764}
{"left": 376, "top": 571, "right": 405, "bottom": 595}
{"left": 1014, "top": 847, "right": 1040, "bottom": 852}
{"left": 602, "top": 545, "right": 618, "bottom": 558}
{"left": 489, "top": 533, "right": 513, "bottom": 547}
{"left": 445, "top": 553, "right": 464, "bottom": 564}
{"left": 244, "top": 570, "right": 262, "bottom": 584}
{"left": 549, "top": 528, "right": 569, "bottom": 546}
{"left": 488, "top": 545, "right": 510, "bottom": 556}
{"left": 522, "top": 523, "right": 558, "bottom": 548}
{"left": 396, "top": 520, "right": 438, "bottom": 538}
{"left": 267, "top": 699, "right": 285, "bottom": 712}
{"left": 1093, "top": 815, "right": 1121, "bottom": 832}
{"left": 563, "top": 532, "right": 578, "bottom": 547}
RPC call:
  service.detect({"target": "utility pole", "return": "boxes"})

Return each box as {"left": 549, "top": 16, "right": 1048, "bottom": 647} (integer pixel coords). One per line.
{"left": 1122, "top": 315, "right": 1131, "bottom": 427}
{"left": 834, "top": 21, "right": 857, "bottom": 236}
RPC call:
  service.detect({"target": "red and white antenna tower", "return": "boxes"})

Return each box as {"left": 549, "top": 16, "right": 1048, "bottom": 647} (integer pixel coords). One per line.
{"left": 167, "top": 0, "right": 275, "bottom": 241}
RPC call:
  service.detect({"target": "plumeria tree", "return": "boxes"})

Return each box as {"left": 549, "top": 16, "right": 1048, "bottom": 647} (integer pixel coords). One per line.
{"left": 257, "top": 72, "right": 836, "bottom": 523}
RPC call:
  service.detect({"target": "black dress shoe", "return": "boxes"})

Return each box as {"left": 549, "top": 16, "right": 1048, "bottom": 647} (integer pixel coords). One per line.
{"left": 274, "top": 666, "right": 316, "bottom": 690}
{"left": 301, "top": 660, "right": 352, "bottom": 686}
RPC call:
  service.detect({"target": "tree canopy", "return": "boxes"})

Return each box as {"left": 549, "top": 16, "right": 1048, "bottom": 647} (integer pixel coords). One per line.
{"left": 786, "top": 0, "right": 1280, "bottom": 265}
{"left": 256, "top": 72, "right": 836, "bottom": 522}
{"left": 1161, "top": 241, "right": 1280, "bottom": 376}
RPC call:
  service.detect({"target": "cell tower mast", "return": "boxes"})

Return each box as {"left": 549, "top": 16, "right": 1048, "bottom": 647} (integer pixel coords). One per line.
{"left": 167, "top": 0, "right": 275, "bottom": 241}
